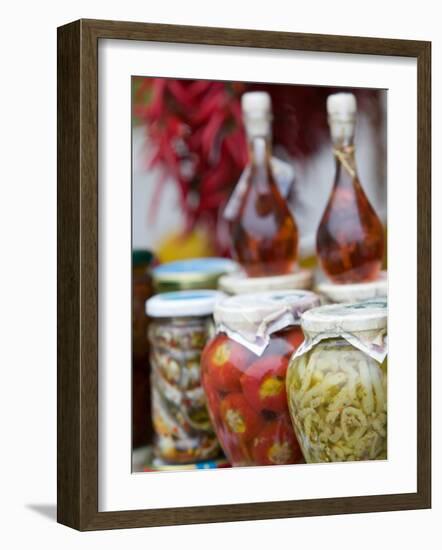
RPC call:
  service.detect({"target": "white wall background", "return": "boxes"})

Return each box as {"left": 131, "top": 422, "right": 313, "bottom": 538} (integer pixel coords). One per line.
{"left": 0, "top": 0, "right": 439, "bottom": 548}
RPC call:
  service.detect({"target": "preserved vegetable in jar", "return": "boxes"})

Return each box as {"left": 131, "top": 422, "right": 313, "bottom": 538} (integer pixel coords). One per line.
{"left": 146, "top": 290, "right": 225, "bottom": 464}
{"left": 201, "top": 291, "right": 320, "bottom": 466}
{"left": 286, "top": 299, "right": 388, "bottom": 463}
{"left": 316, "top": 93, "right": 384, "bottom": 283}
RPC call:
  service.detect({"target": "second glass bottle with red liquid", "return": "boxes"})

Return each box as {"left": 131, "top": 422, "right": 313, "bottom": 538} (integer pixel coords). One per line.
{"left": 228, "top": 92, "right": 299, "bottom": 277}
{"left": 316, "top": 93, "right": 384, "bottom": 284}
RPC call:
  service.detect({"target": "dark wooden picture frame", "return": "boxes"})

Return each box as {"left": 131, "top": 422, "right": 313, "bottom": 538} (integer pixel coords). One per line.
{"left": 57, "top": 18, "right": 431, "bottom": 531}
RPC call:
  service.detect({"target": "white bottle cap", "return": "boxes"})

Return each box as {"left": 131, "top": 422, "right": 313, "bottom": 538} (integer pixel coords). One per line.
{"left": 241, "top": 92, "right": 272, "bottom": 138}
{"left": 327, "top": 92, "right": 357, "bottom": 119}
{"left": 241, "top": 91, "right": 271, "bottom": 116}
{"left": 327, "top": 92, "right": 357, "bottom": 144}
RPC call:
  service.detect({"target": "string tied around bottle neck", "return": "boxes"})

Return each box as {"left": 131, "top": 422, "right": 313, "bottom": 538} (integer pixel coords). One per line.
{"left": 333, "top": 145, "right": 357, "bottom": 178}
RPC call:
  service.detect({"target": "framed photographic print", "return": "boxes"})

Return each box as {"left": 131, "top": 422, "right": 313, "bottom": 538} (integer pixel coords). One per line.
{"left": 57, "top": 19, "right": 431, "bottom": 530}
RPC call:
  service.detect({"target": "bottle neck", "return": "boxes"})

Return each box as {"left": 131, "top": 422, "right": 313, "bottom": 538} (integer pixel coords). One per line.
{"left": 248, "top": 135, "right": 271, "bottom": 167}
{"left": 244, "top": 111, "right": 272, "bottom": 157}
{"left": 333, "top": 143, "right": 358, "bottom": 182}
{"left": 328, "top": 114, "right": 355, "bottom": 148}
{"left": 329, "top": 117, "right": 358, "bottom": 183}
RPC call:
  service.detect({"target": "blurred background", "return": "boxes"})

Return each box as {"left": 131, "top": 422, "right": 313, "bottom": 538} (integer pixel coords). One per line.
{"left": 132, "top": 77, "right": 387, "bottom": 264}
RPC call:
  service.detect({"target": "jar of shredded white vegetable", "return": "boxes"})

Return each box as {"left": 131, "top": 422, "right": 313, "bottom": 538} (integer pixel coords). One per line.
{"left": 286, "top": 299, "right": 387, "bottom": 463}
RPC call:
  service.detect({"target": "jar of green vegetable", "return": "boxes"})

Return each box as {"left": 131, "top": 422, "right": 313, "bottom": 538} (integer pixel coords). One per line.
{"left": 286, "top": 299, "right": 387, "bottom": 463}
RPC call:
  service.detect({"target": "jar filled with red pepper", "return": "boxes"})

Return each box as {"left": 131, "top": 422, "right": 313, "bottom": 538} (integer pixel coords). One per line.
{"left": 201, "top": 290, "right": 320, "bottom": 467}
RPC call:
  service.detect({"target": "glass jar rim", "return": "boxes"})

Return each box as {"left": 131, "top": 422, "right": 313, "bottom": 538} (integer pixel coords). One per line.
{"left": 146, "top": 290, "right": 225, "bottom": 318}
{"left": 317, "top": 271, "right": 387, "bottom": 303}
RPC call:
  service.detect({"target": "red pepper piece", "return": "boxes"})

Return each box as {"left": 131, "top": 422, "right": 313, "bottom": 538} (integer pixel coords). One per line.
{"left": 251, "top": 418, "right": 303, "bottom": 465}
{"left": 240, "top": 355, "right": 289, "bottom": 414}
{"left": 202, "top": 335, "right": 252, "bottom": 393}
{"left": 220, "top": 393, "right": 263, "bottom": 442}
{"left": 282, "top": 328, "right": 304, "bottom": 354}
{"left": 202, "top": 378, "right": 222, "bottom": 425}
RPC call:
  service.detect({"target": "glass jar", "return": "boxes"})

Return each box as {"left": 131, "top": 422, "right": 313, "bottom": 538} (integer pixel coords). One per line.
{"left": 201, "top": 290, "right": 320, "bottom": 466}
{"left": 218, "top": 269, "right": 313, "bottom": 295}
{"left": 316, "top": 271, "right": 387, "bottom": 304}
{"left": 151, "top": 257, "right": 237, "bottom": 293}
{"left": 146, "top": 290, "right": 225, "bottom": 464}
{"left": 132, "top": 249, "right": 155, "bottom": 448}
{"left": 133, "top": 249, "right": 155, "bottom": 360}
{"left": 286, "top": 299, "right": 388, "bottom": 463}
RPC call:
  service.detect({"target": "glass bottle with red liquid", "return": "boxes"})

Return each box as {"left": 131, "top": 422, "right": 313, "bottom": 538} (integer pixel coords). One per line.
{"left": 316, "top": 93, "right": 384, "bottom": 284}
{"left": 229, "top": 92, "right": 299, "bottom": 277}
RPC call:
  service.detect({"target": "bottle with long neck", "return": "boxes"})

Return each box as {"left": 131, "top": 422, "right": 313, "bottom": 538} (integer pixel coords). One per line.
{"left": 316, "top": 93, "right": 384, "bottom": 284}
{"left": 230, "top": 92, "right": 298, "bottom": 277}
